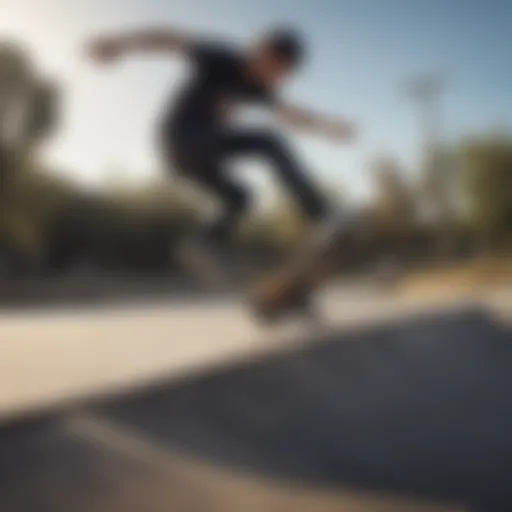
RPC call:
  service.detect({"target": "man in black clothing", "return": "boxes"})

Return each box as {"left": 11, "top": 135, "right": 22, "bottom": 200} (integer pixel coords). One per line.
{"left": 88, "top": 26, "right": 356, "bottom": 269}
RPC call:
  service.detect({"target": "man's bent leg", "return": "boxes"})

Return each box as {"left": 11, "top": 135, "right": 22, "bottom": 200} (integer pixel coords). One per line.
{"left": 189, "top": 162, "right": 251, "bottom": 247}
{"left": 173, "top": 158, "right": 253, "bottom": 288}
{"left": 217, "top": 130, "right": 330, "bottom": 222}
{"left": 166, "top": 128, "right": 251, "bottom": 286}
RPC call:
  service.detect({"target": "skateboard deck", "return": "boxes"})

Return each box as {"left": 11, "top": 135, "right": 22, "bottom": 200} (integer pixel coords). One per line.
{"left": 251, "top": 219, "right": 347, "bottom": 322}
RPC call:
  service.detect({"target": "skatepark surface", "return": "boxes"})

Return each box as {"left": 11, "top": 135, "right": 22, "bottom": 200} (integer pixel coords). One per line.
{"left": 0, "top": 286, "right": 511, "bottom": 511}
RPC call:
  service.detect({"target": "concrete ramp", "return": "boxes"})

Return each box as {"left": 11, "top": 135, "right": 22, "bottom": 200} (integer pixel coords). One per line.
{"left": 0, "top": 305, "right": 510, "bottom": 511}
{"left": 0, "top": 415, "right": 456, "bottom": 512}
{"left": 90, "top": 308, "right": 511, "bottom": 509}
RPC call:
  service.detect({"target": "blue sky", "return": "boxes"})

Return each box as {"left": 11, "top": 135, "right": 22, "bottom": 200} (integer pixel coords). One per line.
{"left": 0, "top": 0, "right": 510, "bottom": 200}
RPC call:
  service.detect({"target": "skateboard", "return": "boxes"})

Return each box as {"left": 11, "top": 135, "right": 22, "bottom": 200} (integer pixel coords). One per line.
{"left": 251, "top": 217, "right": 349, "bottom": 323}
{"left": 175, "top": 213, "right": 357, "bottom": 323}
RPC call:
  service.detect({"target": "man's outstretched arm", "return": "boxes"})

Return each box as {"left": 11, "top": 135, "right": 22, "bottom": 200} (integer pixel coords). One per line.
{"left": 274, "top": 103, "right": 357, "bottom": 144}
{"left": 87, "top": 27, "right": 193, "bottom": 63}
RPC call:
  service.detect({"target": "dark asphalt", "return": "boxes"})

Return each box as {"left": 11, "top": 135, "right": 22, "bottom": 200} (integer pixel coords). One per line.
{"left": 1, "top": 307, "right": 511, "bottom": 511}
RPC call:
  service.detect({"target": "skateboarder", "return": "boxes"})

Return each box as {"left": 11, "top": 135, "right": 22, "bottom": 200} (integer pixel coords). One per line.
{"left": 87, "top": 25, "right": 356, "bottom": 279}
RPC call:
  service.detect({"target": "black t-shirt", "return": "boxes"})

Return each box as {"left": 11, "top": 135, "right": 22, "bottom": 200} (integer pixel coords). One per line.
{"left": 164, "top": 41, "right": 277, "bottom": 133}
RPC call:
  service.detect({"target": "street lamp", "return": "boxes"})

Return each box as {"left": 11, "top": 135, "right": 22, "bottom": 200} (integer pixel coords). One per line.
{"left": 403, "top": 71, "right": 446, "bottom": 173}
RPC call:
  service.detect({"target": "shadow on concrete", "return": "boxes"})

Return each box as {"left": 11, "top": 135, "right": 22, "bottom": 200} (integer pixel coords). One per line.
{"left": 96, "top": 308, "right": 512, "bottom": 508}
{"left": 0, "top": 418, "right": 223, "bottom": 512}
{"left": 0, "top": 307, "right": 511, "bottom": 511}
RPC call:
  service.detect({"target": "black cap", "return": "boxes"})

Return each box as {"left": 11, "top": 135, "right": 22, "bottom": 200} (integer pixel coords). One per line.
{"left": 264, "top": 27, "right": 306, "bottom": 67}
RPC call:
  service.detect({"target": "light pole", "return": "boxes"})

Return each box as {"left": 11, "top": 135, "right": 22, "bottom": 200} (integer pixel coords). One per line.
{"left": 403, "top": 72, "right": 445, "bottom": 176}
{"left": 404, "top": 72, "right": 454, "bottom": 257}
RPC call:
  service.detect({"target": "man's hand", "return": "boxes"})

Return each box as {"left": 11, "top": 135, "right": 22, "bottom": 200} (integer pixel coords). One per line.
{"left": 86, "top": 28, "right": 190, "bottom": 65}
{"left": 321, "top": 118, "right": 357, "bottom": 143}
{"left": 87, "top": 36, "right": 127, "bottom": 64}
{"left": 276, "top": 103, "right": 357, "bottom": 144}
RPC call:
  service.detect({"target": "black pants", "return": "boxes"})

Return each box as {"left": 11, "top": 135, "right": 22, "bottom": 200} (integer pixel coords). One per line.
{"left": 164, "top": 125, "right": 329, "bottom": 242}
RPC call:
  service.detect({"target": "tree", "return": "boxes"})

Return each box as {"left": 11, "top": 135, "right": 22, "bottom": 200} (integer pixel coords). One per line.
{"left": 460, "top": 135, "right": 512, "bottom": 250}
{"left": 0, "top": 42, "right": 59, "bottom": 181}
{"left": 370, "top": 155, "right": 415, "bottom": 230}
{"left": 0, "top": 41, "right": 61, "bottom": 270}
